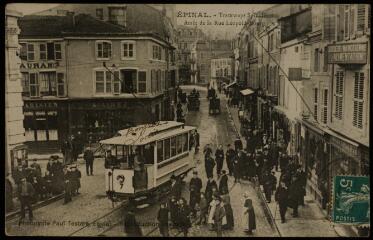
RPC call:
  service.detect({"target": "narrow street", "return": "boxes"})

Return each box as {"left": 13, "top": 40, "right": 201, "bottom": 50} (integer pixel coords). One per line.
{"left": 6, "top": 86, "right": 278, "bottom": 237}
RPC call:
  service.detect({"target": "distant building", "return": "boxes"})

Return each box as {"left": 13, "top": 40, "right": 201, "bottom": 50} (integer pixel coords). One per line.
{"left": 5, "top": 9, "right": 27, "bottom": 174}
{"left": 18, "top": 6, "right": 177, "bottom": 152}
{"left": 210, "top": 53, "right": 234, "bottom": 90}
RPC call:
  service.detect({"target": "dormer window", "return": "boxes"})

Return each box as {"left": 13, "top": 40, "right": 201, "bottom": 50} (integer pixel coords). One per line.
{"left": 96, "top": 41, "right": 112, "bottom": 60}
{"left": 108, "top": 7, "right": 126, "bottom": 27}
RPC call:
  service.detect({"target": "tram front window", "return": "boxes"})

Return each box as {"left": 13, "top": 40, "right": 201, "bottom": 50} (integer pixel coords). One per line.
{"left": 105, "top": 145, "right": 130, "bottom": 169}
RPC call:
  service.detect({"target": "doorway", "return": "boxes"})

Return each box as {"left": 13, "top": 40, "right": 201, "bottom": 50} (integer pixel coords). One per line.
{"left": 120, "top": 69, "right": 137, "bottom": 93}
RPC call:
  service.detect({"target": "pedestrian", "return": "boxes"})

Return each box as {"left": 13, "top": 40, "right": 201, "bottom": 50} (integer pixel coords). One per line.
{"left": 207, "top": 194, "right": 218, "bottom": 230}
{"left": 30, "top": 159, "right": 42, "bottom": 177}
{"left": 6, "top": 173, "right": 14, "bottom": 213}
{"left": 225, "top": 144, "right": 235, "bottom": 176}
{"left": 46, "top": 157, "right": 54, "bottom": 177}
{"left": 178, "top": 198, "right": 192, "bottom": 237}
{"left": 247, "top": 152, "right": 256, "bottom": 181}
{"left": 215, "top": 144, "right": 224, "bottom": 176}
{"left": 243, "top": 192, "right": 256, "bottom": 235}
{"left": 169, "top": 195, "right": 179, "bottom": 228}
{"left": 157, "top": 202, "right": 169, "bottom": 237}
{"left": 219, "top": 170, "right": 228, "bottom": 194}
{"left": 176, "top": 105, "right": 184, "bottom": 122}
{"left": 70, "top": 165, "right": 81, "bottom": 195}
{"left": 203, "top": 144, "right": 213, "bottom": 157}
{"left": 197, "top": 193, "right": 208, "bottom": 225}
{"left": 221, "top": 188, "right": 234, "bottom": 230}
{"left": 123, "top": 204, "right": 142, "bottom": 237}
{"left": 18, "top": 177, "right": 35, "bottom": 222}
{"left": 71, "top": 135, "right": 79, "bottom": 163}
{"left": 62, "top": 165, "right": 72, "bottom": 204}
{"left": 189, "top": 171, "right": 202, "bottom": 216}
{"left": 170, "top": 175, "right": 182, "bottom": 200}
{"left": 288, "top": 176, "right": 301, "bottom": 217}
{"left": 263, "top": 171, "right": 276, "bottom": 203}
{"left": 205, "top": 154, "right": 215, "bottom": 179}
{"left": 30, "top": 176, "right": 43, "bottom": 203}
{"left": 61, "top": 138, "right": 73, "bottom": 165}
{"left": 53, "top": 156, "right": 64, "bottom": 194}
{"left": 268, "top": 139, "right": 279, "bottom": 171}
{"left": 279, "top": 152, "right": 289, "bottom": 172}
{"left": 213, "top": 196, "right": 226, "bottom": 237}
{"left": 194, "top": 130, "right": 200, "bottom": 153}
{"left": 205, "top": 177, "right": 218, "bottom": 205}
{"left": 297, "top": 167, "right": 307, "bottom": 206}
{"left": 83, "top": 146, "right": 94, "bottom": 176}
{"left": 233, "top": 157, "right": 241, "bottom": 183}
{"left": 234, "top": 136, "right": 243, "bottom": 152}
{"left": 275, "top": 181, "right": 289, "bottom": 223}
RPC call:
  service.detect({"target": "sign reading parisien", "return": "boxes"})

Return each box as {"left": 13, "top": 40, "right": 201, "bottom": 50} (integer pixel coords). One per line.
{"left": 327, "top": 43, "right": 367, "bottom": 64}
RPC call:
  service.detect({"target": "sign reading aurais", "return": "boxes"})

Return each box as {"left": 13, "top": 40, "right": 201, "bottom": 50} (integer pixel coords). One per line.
{"left": 327, "top": 43, "right": 367, "bottom": 64}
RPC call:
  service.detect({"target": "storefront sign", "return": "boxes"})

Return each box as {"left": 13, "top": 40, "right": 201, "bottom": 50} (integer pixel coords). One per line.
{"left": 35, "top": 111, "right": 46, "bottom": 116}
{"left": 329, "top": 135, "right": 359, "bottom": 159}
{"left": 20, "top": 62, "right": 60, "bottom": 69}
{"left": 327, "top": 43, "right": 367, "bottom": 64}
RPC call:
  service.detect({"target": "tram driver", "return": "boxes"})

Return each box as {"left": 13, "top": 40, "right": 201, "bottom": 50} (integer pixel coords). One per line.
{"left": 105, "top": 150, "right": 118, "bottom": 168}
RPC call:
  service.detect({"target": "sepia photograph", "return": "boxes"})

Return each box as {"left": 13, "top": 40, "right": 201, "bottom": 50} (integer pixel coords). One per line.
{"left": 4, "top": 2, "right": 370, "bottom": 237}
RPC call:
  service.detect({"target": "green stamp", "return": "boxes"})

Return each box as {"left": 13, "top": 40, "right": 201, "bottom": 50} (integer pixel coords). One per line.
{"left": 332, "top": 176, "right": 370, "bottom": 225}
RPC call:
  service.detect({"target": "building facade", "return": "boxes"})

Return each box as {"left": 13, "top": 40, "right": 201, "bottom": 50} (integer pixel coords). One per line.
{"left": 5, "top": 9, "right": 27, "bottom": 174}
{"left": 210, "top": 55, "right": 234, "bottom": 89}
{"left": 19, "top": 8, "right": 177, "bottom": 152}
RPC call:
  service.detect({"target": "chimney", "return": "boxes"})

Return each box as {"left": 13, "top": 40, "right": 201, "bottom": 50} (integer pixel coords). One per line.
{"left": 67, "top": 11, "right": 75, "bottom": 27}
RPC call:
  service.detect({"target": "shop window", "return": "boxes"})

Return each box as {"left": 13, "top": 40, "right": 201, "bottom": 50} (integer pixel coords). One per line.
{"left": 39, "top": 43, "right": 47, "bottom": 60}
{"left": 157, "top": 141, "right": 164, "bottom": 162}
{"left": 138, "top": 71, "right": 146, "bottom": 93}
{"left": 353, "top": 72, "right": 364, "bottom": 129}
{"left": 96, "top": 41, "right": 112, "bottom": 59}
{"left": 29, "top": 73, "right": 39, "bottom": 97}
{"left": 57, "top": 73, "right": 65, "bottom": 97}
{"left": 171, "top": 136, "right": 176, "bottom": 157}
{"left": 335, "top": 71, "right": 344, "bottom": 120}
{"left": 55, "top": 43, "right": 62, "bottom": 60}
{"left": 27, "top": 44, "right": 35, "bottom": 61}
{"left": 39, "top": 71, "right": 57, "bottom": 96}
{"left": 164, "top": 138, "right": 170, "bottom": 160}
{"left": 121, "top": 41, "right": 136, "bottom": 60}
{"left": 20, "top": 43, "right": 27, "bottom": 60}
{"left": 322, "top": 89, "right": 328, "bottom": 124}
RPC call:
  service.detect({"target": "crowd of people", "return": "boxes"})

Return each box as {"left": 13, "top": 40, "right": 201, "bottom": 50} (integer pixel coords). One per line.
{"left": 6, "top": 155, "right": 83, "bottom": 221}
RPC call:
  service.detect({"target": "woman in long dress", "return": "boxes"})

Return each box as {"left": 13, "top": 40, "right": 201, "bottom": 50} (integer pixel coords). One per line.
{"left": 243, "top": 192, "right": 256, "bottom": 235}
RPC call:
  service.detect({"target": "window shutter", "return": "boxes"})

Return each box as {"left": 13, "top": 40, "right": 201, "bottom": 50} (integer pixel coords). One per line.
{"left": 353, "top": 72, "right": 364, "bottom": 129}
{"left": 314, "top": 88, "right": 318, "bottom": 121}
{"left": 113, "top": 71, "right": 120, "bottom": 94}
{"left": 322, "top": 89, "right": 328, "bottom": 124}
{"left": 356, "top": 5, "right": 365, "bottom": 32}
{"left": 335, "top": 71, "right": 344, "bottom": 120}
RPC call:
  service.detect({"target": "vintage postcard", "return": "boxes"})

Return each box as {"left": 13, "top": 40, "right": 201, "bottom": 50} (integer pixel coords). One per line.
{"left": 5, "top": 2, "right": 370, "bottom": 237}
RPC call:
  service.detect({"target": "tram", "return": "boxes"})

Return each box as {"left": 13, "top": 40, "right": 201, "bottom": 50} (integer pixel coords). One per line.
{"left": 99, "top": 121, "right": 196, "bottom": 200}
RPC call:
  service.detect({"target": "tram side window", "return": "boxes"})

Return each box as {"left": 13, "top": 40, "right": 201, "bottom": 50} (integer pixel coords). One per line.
{"left": 171, "top": 136, "right": 177, "bottom": 157}
{"left": 143, "top": 144, "right": 154, "bottom": 164}
{"left": 157, "top": 141, "right": 164, "bottom": 163}
{"left": 182, "top": 133, "right": 188, "bottom": 152}
{"left": 164, "top": 138, "right": 170, "bottom": 160}
{"left": 176, "top": 135, "right": 183, "bottom": 154}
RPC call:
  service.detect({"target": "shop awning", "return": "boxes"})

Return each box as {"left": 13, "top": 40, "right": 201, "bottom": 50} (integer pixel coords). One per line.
{"left": 225, "top": 81, "right": 237, "bottom": 88}
{"left": 240, "top": 88, "right": 254, "bottom": 96}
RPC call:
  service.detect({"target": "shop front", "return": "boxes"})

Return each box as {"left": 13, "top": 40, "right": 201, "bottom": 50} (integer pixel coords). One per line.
{"left": 69, "top": 97, "right": 163, "bottom": 143}
{"left": 301, "top": 120, "right": 330, "bottom": 210}
{"left": 273, "top": 106, "right": 291, "bottom": 153}
{"left": 23, "top": 100, "right": 68, "bottom": 152}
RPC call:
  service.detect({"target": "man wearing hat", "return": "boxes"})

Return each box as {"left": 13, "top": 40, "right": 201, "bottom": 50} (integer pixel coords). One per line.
{"left": 189, "top": 171, "right": 202, "bottom": 217}
{"left": 30, "top": 159, "right": 42, "bottom": 178}
{"left": 225, "top": 144, "right": 235, "bottom": 176}
{"left": 213, "top": 196, "right": 226, "bottom": 237}
{"left": 70, "top": 164, "right": 81, "bottom": 195}
{"left": 18, "top": 177, "right": 35, "bottom": 221}
{"left": 219, "top": 170, "right": 228, "bottom": 194}
{"left": 83, "top": 146, "right": 95, "bottom": 176}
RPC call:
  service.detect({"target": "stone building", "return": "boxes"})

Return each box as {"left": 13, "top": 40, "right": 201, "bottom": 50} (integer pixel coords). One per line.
{"left": 18, "top": 6, "right": 177, "bottom": 152}
{"left": 5, "top": 8, "right": 27, "bottom": 174}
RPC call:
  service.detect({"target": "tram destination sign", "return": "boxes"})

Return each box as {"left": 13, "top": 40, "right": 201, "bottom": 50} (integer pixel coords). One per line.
{"left": 327, "top": 43, "right": 367, "bottom": 64}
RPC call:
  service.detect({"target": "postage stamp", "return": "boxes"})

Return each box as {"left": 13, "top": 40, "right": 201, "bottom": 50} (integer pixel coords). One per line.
{"left": 332, "top": 176, "right": 370, "bottom": 225}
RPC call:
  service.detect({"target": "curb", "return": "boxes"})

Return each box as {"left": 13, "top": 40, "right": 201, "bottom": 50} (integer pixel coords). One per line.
{"left": 6, "top": 193, "right": 64, "bottom": 221}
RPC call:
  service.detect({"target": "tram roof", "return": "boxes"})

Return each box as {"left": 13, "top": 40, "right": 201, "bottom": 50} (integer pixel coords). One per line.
{"left": 100, "top": 121, "right": 196, "bottom": 146}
